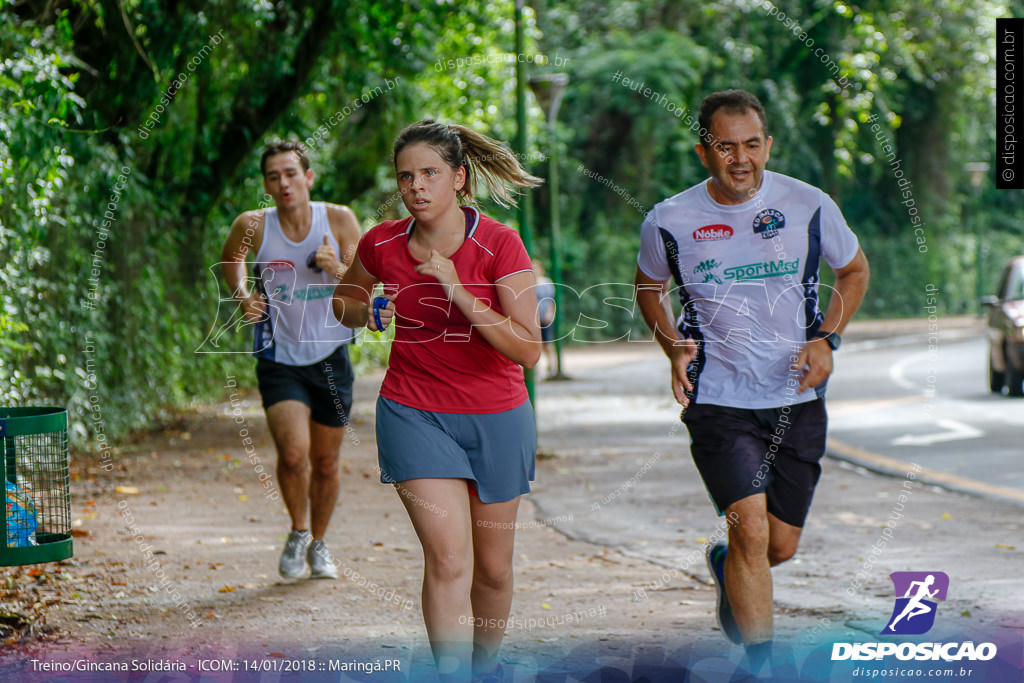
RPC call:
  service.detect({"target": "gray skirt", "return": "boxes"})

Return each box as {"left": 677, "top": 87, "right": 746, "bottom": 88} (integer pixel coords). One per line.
{"left": 375, "top": 395, "right": 536, "bottom": 503}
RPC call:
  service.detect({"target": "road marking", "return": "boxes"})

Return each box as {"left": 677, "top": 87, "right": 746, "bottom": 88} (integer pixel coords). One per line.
{"left": 827, "top": 438, "right": 1024, "bottom": 506}
{"left": 827, "top": 395, "right": 922, "bottom": 418}
{"left": 888, "top": 351, "right": 932, "bottom": 391}
{"left": 891, "top": 419, "right": 984, "bottom": 446}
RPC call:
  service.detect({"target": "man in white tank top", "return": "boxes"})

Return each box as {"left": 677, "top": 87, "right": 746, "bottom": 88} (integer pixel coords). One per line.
{"left": 221, "top": 141, "right": 361, "bottom": 580}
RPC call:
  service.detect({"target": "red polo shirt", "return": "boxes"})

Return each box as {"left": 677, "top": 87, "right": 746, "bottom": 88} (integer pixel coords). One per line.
{"left": 357, "top": 207, "right": 532, "bottom": 413}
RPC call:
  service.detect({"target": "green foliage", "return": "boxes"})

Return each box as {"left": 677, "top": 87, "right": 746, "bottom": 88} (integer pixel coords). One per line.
{"left": 348, "top": 325, "right": 395, "bottom": 374}
{"left": 1, "top": 8, "right": 81, "bottom": 405}
{"left": 1, "top": 0, "right": 1021, "bottom": 463}
{"left": 533, "top": 0, "right": 1019, "bottom": 323}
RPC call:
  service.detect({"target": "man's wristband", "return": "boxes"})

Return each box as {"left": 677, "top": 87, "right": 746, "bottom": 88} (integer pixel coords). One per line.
{"left": 813, "top": 330, "right": 842, "bottom": 351}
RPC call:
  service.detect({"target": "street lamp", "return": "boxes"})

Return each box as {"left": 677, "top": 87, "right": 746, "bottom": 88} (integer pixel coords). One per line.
{"left": 965, "top": 161, "right": 990, "bottom": 305}
{"left": 529, "top": 72, "right": 570, "bottom": 380}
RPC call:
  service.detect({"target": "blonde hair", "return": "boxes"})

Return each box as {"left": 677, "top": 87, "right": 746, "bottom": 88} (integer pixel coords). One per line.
{"left": 393, "top": 119, "right": 543, "bottom": 208}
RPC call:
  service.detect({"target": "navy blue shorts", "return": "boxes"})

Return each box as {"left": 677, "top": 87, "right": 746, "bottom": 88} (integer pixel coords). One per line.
{"left": 540, "top": 322, "right": 554, "bottom": 343}
{"left": 255, "top": 345, "right": 354, "bottom": 427}
{"left": 375, "top": 396, "right": 537, "bottom": 503}
{"left": 682, "top": 398, "right": 828, "bottom": 528}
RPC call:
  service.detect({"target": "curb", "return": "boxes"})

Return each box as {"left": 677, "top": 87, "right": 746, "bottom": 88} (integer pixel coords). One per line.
{"left": 826, "top": 438, "right": 1024, "bottom": 509}
{"left": 843, "top": 327, "right": 982, "bottom": 353}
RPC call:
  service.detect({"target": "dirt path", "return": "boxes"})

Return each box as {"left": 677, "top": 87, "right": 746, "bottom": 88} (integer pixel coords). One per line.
{"left": 6, "top": 332, "right": 1018, "bottom": 681}
{"left": 1, "top": 369, "right": 729, "bottom": 680}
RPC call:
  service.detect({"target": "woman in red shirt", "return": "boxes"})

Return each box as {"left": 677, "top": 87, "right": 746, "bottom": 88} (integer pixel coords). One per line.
{"left": 334, "top": 120, "right": 542, "bottom": 682}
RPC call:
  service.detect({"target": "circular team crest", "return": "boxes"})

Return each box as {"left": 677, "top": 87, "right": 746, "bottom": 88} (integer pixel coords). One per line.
{"left": 753, "top": 208, "right": 786, "bottom": 239}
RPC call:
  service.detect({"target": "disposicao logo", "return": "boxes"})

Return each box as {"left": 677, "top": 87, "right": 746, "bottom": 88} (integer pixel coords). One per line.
{"left": 693, "top": 224, "right": 733, "bottom": 241}
{"left": 882, "top": 571, "right": 948, "bottom": 635}
{"left": 831, "top": 571, "right": 997, "bottom": 663}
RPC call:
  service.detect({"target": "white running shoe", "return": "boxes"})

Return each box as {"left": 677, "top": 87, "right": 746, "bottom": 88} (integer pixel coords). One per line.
{"left": 279, "top": 529, "right": 312, "bottom": 578}
{"left": 307, "top": 538, "right": 339, "bottom": 579}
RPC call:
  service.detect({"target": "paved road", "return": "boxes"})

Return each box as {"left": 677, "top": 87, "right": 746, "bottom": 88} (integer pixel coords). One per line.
{"left": 529, "top": 332, "right": 1024, "bottom": 641}
{"left": 828, "top": 334, "right": 1024, "bottom": 500}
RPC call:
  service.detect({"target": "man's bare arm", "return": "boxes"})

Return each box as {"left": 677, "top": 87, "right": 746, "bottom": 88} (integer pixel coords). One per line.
{"left": 220, "top": 211, "right": 266, "bottom": 321}
{"left": 794, "top": 246, "right": 870, "bottom": 392}
{"left": 635, "top": 267, "right": 697, "bottom": 406}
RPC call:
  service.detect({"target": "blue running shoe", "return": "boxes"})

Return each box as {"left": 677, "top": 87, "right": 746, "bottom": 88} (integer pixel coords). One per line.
{"left": 706, "top": 541, "right": 742, "bottom": 644}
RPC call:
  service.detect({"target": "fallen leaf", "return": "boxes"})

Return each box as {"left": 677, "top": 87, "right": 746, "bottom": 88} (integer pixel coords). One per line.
{"left": 941, "top": 513, "right": 951, "bottom": 520}
{"left": 115, "top": 486, "right": 140, "bottom": 495}
{"left": 218, "top": 586, "right": 235, "bottom": 593}
{"left": 70, "top": 529, "right": 90, "bottom": 538}
{"left": 541, "top": 603, "right": 551, "bottom": 610}
{"left": 268, "top": 652, "right": 286, "bottom": 658}
{"left": 238, "top": 495, "right": 249, "bottom": 502}
{"left": 995, "top": 544, "right": 1016, "bottom": 550}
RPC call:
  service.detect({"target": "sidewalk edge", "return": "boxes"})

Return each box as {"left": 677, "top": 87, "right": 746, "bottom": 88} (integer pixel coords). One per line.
{"left": 826, "top": 438, "right": 1024, "bottom": 509}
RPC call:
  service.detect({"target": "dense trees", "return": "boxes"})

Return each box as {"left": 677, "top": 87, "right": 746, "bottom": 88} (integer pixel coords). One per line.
{"left": 529, "top": 0, "right": 1021, "bottom": 330}
{"left": 1, "top": 0, "right": 1019, "bottom": 445}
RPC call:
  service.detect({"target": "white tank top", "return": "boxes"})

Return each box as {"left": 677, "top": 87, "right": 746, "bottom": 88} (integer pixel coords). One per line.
{"left": 252, "top": 202, "right": 354, "bottom": 365}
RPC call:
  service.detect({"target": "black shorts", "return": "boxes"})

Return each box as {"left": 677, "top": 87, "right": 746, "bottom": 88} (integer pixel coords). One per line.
{"left": 255, "top": 345, "right": 354, "bottom": 427}
{"left": 682, "top": 398, "right": 828, "bottom": 528}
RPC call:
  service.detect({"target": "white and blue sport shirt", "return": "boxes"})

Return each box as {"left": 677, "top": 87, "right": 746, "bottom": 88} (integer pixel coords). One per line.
{"left": 637, "top": 170, "right": 860, "bottom": 409}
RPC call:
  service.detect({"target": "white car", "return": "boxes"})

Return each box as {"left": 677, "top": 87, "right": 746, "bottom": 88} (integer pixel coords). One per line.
{"left": 982, "top": 256, "right": 1024, "bottom": 396}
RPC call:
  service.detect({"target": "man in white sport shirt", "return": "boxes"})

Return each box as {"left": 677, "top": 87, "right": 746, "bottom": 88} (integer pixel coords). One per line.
{"left": 635, "top": 90, "right": 869, "bottom": 670}
{"left": 221, "top": 140, "right": 361, "bottom": 579}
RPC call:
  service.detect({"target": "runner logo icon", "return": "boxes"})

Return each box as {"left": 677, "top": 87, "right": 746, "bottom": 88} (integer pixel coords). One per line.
{"left": 881, "top": 571, "right": 949, "bottom": 635}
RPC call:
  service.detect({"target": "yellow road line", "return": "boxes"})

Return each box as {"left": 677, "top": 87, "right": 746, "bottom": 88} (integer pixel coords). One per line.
{"left": 827, "top": 438, "right": 1024, "bottom": 506}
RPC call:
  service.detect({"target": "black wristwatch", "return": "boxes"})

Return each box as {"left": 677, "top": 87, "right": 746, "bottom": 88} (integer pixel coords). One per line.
{"left": 814, "top": 330, "right": 842, "bottom": 351}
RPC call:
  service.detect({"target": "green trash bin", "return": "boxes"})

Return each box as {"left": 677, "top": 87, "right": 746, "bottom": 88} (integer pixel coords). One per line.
{"left": 0, "top": 407, "right": 73, "bottom": 565}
